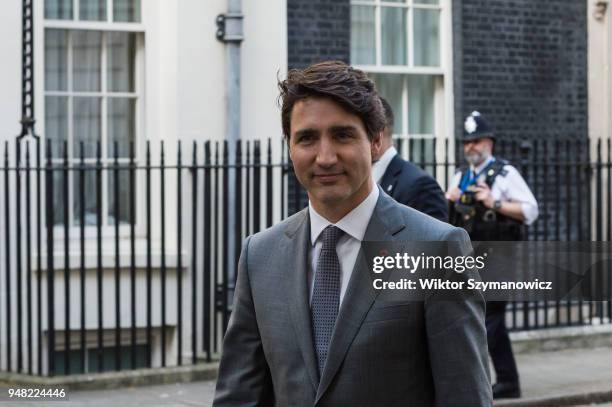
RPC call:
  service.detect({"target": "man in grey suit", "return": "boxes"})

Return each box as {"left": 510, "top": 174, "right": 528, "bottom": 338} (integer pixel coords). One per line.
{"left": 214, "top": 61, "right": 492, "bottom": 406}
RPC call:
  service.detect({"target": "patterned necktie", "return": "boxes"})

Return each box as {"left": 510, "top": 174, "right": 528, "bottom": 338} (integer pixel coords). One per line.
{"left": 311, "top": 225, "right": 344, "bottom": 377}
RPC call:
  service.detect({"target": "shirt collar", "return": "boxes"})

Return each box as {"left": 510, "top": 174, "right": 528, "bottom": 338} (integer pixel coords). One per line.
{"left": 470, "top": 155, "right": 495, "bottom": 174}
{"left": 372, "top": 146, "right": 398, "bottom": 183}
{"left": 309, "top": 185, "right": 380, "bottom": 245}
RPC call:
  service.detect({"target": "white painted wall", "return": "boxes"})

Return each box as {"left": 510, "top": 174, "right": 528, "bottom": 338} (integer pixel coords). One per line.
{"left": 177, "top": 0, "right": 227, "bottom": 143}
{"left": 0, "top": 0, "right": 288, "bottom": 373}
{"left": 0, "top": 1, "right": 23, "bottom": 141}
{"left": 174, "top": 0, "right": 288, "bottom": 145}
{"left": 242, "top": 0, "right": 287, "bottom": 143}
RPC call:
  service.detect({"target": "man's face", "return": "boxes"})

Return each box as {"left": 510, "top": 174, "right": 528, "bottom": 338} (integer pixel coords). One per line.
{"left": 289, "top": 97, "right": 381, "bottom": 215}
{"left": 463, "top": 137, "right": 493, "bottom": 166}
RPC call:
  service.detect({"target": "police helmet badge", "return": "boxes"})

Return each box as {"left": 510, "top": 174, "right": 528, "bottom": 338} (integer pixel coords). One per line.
{"left": 464, "top": 116, "right": 478, "bottom": 134}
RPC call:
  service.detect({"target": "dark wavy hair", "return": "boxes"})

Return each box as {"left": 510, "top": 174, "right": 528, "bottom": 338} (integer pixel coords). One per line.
{"left": 277, "top": 61, "right": 386, "bottom": 141}
{"left": 380, "top": 97, "right": 395, "bottom": 137}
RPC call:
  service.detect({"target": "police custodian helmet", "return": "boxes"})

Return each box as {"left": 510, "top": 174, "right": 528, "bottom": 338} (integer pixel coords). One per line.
{"left": 463, "top": 111, "right": 495, "bottom": 142}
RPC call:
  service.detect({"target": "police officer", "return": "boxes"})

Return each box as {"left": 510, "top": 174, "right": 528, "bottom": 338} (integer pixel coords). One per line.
{"left": 446, "top": 111, "right": 539, "bottom": 399}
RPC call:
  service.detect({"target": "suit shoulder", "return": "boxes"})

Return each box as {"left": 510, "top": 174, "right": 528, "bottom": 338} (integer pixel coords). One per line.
{"left": 247, "top": 208, "right": 306, "bottom": 248}
{"left": 398, "top": 160, "right": 438, "bottom": 183}
{"left": 393, "top": 202, "right": 464, "bottom": 241}
{"left": 398, "top": 158, "right": 426, "bottom": 174}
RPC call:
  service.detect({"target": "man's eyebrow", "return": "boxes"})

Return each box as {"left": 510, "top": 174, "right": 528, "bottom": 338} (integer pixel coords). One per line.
{"left": 294, "top": 128, "right": 318, "bottom": 138}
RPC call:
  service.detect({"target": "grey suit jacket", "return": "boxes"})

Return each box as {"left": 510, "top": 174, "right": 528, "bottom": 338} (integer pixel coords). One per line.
{"left": 214, "top": 188, "right": 492, "bottom": 407}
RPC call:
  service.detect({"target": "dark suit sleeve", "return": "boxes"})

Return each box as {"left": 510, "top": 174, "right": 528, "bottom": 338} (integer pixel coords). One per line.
{"left": 424, "top": 227, "right": 492, "bottom": 406}
{"left": 407, "top": 175, "right": 449, "bottom": 222}
{"left": 213, "top": 236, "right": 274, "bottom": 406}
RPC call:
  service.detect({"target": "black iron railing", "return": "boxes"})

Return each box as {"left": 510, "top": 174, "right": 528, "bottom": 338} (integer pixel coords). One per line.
{"left": 0, "top": 136, "right": 610, "bottom": 377}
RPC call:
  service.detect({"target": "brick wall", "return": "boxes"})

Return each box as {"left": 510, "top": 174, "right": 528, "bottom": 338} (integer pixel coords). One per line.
{"left": 287, "top": 0, "right": 351, "bottom": 69}
{"left": 453, "top": 0, "right": 588, "bottom": 143}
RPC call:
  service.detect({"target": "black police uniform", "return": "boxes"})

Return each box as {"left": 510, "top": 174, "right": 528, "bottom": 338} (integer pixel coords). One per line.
{"left": 449, "top": 112, "right": 524, "bottom": 399}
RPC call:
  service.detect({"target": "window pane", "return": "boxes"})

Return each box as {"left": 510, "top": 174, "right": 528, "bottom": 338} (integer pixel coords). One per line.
{"left": 107, "top": 32, "right": 136, "bottom": 92}
{"left": 88, "top": 345, "right": 147, "bottom": 373}
{"left": 108, "top": 169, "right": 131, "bottom": 225}
{"left": 73, "top": 166, "right": 99, "bottom": 226}
{"left": 407, "top": 75, "right": 435, "bottom": 135}
{"left": 114, "top": 0, "right": 141, "bottom": 22}
{"left": 45, "top": 0, "right": 73, "bottom": 20}
{"left": 73, "top": 97, "right": 101, "bottom": 158}
{"left": 108, "top": 98, "right": 136, "bottom": 158}
{"left": 350, "top": 6, "right": 376, "bottom": 65}
{"left": 45, "top": 29, "right": 68, "bottom": 91}
{"left": 413, "top": 9, "right": 440, "bottom": 67}
{"left": 414, "top": 0, "right": 439, "bottom": 4}
{"left": 53, "top": 349, "right": 85, "bottom": 375}
{"left": 79, "top": 0, "right": 106, "bottom": 21}
{"left": 381, "top": 7, "right": 407, "bottom": 65}
{"left": 73, "top": 31, "right": 102, "bottom": 92}
{"left": 45, "top": 96, "right": 69, "bottom": 158}
{"left": 370, "top": 73, "right": 404, "bottom": 134}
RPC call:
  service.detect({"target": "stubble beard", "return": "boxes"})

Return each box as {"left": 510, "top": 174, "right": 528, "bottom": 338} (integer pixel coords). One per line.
{"left": 465, "top": 150, "right": 491, "bottom": 167}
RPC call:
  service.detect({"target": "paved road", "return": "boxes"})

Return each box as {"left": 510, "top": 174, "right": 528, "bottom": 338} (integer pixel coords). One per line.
{"left": 0, "top": 381, "right": 216, "bottom": 407}
{"left": 512, "top": 347, "right": 612, "bottom": 400}
{"left": 1, "top": 347, "right": 612, "bottom": 406}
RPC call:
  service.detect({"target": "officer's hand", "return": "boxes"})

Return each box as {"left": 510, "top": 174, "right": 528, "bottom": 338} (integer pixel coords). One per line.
{"left": 474, "top": 181, "right": 494, "bottom": 208}
{"left": 445, "top": 186, "right": 461, "bottom": 202}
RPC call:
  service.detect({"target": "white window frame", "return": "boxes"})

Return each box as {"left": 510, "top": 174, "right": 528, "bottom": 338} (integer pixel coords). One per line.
{"left": 44, "top": 0, "right": 142, "bottom": 25}
{"left": 351, "top": 0, "right": 455, "bottom": 178}
{"left": 41, "top": 0, "right": 146, "bottom": 242}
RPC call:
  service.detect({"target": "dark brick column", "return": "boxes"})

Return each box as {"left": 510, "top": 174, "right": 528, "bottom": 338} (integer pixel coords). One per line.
{"left": 288, "top": 0, "right": 351, "bottom": 69}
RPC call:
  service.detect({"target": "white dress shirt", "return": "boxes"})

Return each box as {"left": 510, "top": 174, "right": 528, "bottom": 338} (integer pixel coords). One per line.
{"left": 449, "top": 156, "right": 539, "bottom": 225}
{"left": 372, "top": 146, "right": 398, "bottom": 183}
{"left": 308, "top": 185, "right": 379, "bottom": 305}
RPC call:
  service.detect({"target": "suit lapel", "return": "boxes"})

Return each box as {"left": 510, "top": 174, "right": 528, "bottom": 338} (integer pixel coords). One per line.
{"left": 284, "top": 209, "right": 319, "bottom": 392}
{"left": 379, "top": 154, "right": 403, "bottom": 197}
{"left": 315, "top": 190, "right": 406, "bottom": 403}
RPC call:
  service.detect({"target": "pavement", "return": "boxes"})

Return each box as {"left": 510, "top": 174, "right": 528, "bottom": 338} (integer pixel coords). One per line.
{"left": 496, "top": 347, "right": 612, "bottom": 407}
{"left": 1, "top": 347, "right": 611, "bottom": 407}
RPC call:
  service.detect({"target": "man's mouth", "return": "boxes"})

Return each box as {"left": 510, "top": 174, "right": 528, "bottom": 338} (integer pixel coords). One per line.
{"left": 313, "top": 172, "right": 344, "bottom": 183}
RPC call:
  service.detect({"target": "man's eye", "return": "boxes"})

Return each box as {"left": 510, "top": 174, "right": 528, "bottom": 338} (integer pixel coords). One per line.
{"left": 336, "top": 132, "right": 352, "bottom": 140}
{"left": 298, "top": 135, "right": 314, "bottom": 144}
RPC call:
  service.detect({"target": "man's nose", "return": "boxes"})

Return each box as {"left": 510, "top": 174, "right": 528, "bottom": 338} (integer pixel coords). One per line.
{"left": 315, "top": 137, "right": 338, "bottom": 167}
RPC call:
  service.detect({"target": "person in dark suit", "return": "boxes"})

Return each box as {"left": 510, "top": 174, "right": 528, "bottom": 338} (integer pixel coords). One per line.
{"left": 213, "top": 61, "right": 492, "bottom": 406}
{"left": 372, "top": 98, "right": 449, "bottom": 222}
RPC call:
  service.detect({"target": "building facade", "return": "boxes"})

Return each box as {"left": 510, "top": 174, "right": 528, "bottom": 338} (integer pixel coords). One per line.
{"left": 0, "top": 0, "right": 610, "bottom": 376}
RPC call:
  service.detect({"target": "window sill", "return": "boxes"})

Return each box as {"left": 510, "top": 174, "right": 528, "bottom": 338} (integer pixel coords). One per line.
{"left": 32, "top": 237, "right": 190, "bottom": 271}
{"left": 33, "top": 252, "right": 188, "bottom": 272}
